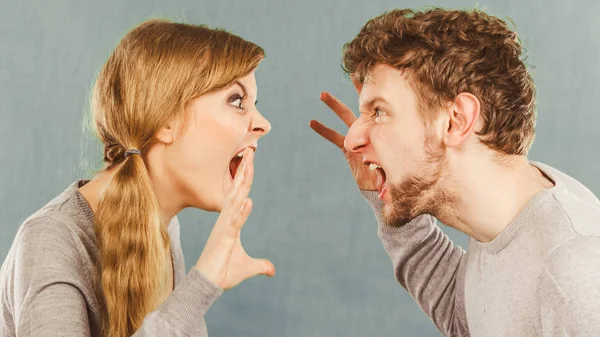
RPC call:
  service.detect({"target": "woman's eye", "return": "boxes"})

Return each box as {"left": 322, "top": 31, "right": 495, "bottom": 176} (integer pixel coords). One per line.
{"left": 229, "top": 95, "right": 245, "bottom": 110}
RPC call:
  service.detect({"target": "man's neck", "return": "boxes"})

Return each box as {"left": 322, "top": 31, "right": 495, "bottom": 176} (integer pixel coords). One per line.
{"left": 435, "top": 156, "right": 554, "bottom": 243}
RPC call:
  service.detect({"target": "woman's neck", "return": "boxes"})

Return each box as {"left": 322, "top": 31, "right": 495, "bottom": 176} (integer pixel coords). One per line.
{"left": 78, "top": 167, "right": 180, "bottom": 229}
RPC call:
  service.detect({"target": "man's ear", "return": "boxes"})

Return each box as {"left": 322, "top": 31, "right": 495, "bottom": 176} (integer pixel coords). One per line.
{"left": 443, "top": 92, "right": 481, "bottom": 148}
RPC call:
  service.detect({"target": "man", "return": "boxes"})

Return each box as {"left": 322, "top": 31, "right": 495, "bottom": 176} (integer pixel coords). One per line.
{"left": 310, "top": 8, "right": 600, "bottom": 336}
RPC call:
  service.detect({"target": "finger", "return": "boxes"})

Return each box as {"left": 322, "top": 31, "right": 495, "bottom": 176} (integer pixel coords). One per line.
{"left": 225, "top": 147, "right": 254, "bottom": 208}
{"left": 213, "top": 196, "right": 253, "bottom": 242}
{"left": 247, "top": 257, "right": 276, "bottom": 278}
{"left": 202, "top": 155, "right": 255, "bottom": 260}
{"left": 235, "top": 149, "right": 254, "bottom": 205}
{"left": 319, "top": 91, "right": 357, "bottom": 128}
{"left": 231, "top": 197, "right": 253, "bottom": 231}
{"left": 309, "top": 120, "right": 345, "bottom": 149}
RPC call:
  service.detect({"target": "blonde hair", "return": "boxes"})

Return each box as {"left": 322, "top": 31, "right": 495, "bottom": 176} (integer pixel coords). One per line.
{"left": 91, "top": 19, "right": 264, "bottom": 337}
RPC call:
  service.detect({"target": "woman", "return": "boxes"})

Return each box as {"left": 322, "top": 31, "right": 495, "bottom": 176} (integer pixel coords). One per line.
{"left": 0, "top": 19, "right": 275, "bottom": 337}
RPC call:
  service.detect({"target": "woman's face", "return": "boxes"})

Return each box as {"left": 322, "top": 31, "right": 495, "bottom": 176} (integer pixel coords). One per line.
{"left": 160, "top": 71, "right": 271, "bottom": 212}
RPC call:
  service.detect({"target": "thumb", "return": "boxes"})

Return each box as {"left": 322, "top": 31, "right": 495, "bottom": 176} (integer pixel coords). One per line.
{"left": 247, "top": 258, "right": 276, "bottom": 279}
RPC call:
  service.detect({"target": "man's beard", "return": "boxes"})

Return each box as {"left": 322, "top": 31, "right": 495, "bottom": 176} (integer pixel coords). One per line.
{"left": 382, "top": 133, "right": 455, "bottom": 228}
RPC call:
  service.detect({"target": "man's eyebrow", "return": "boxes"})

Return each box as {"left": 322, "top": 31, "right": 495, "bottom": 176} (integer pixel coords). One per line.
{"left": 360, "top": 96, "right": 389, "bottom": 111}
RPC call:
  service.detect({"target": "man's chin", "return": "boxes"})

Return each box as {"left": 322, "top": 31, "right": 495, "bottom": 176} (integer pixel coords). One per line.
{"left": 381, "top": 188, "right": 422, "bottom": 228}
{"left": 381, "top": 203, "right": 394, "bottom": 221}
{"left": 381, "top": 204, "right": 405, "bottom": 228}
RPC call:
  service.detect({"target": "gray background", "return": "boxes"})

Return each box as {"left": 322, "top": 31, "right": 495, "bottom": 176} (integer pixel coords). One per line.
{"left": 1, "top": 0, "right": 599, "bottom": 336}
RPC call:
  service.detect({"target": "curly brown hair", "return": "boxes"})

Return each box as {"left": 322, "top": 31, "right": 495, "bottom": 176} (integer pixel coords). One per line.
{"left": 342, "top": 8, "right": 536, "bottom": 156}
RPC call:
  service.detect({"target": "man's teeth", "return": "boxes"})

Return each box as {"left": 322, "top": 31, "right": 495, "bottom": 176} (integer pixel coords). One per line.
{"left": 368, "top": 163, "right": 381, "bottom": 171}
{"left": 236, "top": 151, "right": 245, "bottom": 158}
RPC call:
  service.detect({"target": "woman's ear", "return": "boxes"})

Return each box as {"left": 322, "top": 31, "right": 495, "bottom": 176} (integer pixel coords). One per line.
{"left": 155, "top": 122, "right": 175, "bottom": 145}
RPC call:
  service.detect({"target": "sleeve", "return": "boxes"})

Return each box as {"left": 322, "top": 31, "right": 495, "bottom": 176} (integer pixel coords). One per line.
{"left": 361, "top": 190, "right": 470, "bottom": 336}
{"left": 12, "top": 218, "right": 93, "bottom": 336}
{"left": 133, "top": 268, "right": 222, "bottom": 337}
{"left": 12, "top": 217, "right": 222, "bottom": 337}
{"left": 539, "top": 236, "right": 600, "bottom": 336}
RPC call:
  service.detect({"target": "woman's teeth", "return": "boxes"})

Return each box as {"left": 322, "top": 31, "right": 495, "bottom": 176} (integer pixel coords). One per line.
{"left": 369, "top": 163, "right": 381, "bottom": 171}
{"left": 236, "top": 150, "right": 245, "bottom": 158}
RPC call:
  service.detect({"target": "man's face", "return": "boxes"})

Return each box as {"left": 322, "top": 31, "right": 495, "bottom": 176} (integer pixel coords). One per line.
{"left": 345, "top": 64, "right": 448, "bottom": 226}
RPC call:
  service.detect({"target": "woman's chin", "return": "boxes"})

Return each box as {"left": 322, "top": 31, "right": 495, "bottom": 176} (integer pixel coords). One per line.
{"left": 208, "top": 195, "right": 226, "bottom": 213}
{"left": 194, "top": 202, "right": 222, "bottom": 213}
{"left": 186, "top": 193, "right": 224, "bottom": 213}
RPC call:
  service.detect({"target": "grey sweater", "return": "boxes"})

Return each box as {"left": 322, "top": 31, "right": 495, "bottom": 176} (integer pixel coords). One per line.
{"left": 362, "top": 161, "right": 600, "bottom": 336}
{"left": 0, "top": 180, "right": 223, "bottom": 336}
{"left": 2, "top": 161, "right": 600, "bottom": 336}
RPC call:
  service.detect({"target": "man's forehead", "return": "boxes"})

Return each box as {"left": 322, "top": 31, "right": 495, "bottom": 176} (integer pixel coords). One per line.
{"left": 358, "top": 66, "right": 412, "bottom": 103}
{"left": 358, "top": 74, "right": 385, "bottom": 105}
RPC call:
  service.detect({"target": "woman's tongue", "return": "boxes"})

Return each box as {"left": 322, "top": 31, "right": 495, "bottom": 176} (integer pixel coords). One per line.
{"left": 229, "top": 155, "right": 243, "bottom": 180}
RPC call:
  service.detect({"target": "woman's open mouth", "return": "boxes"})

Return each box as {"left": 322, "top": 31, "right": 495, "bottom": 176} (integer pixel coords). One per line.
{"left": 229, "top": 149, "right": 245, "bottom": 180}
{"left": 229, "top": 147, "right": 256, "bottom": 180}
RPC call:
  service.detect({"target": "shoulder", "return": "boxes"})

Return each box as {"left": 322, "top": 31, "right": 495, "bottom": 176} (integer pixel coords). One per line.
{"left": 532, "top": 162, "right": 600, "bottom": 237}
{"left": 0, "top": 212, "right": 96, "bottom": 315}
{"left": 13, "top": 214, "right": 93, "bottom": 281}
{"left": 17, "top": 200, "right": 96, "bottom": 262}
{"left": 18, "top": 212, "right": 81, "bottom": 247}
{"left": 537, "top": 236, "right": 600, "bottom": 334}
{"left": 543, "top": 235, "right": 600, "bottom": 278}
{"left": 538, "top": 236, "right": 600, "bottom": 332}
{"left": 533, "top": 161, "right": 600, "bottom": 206}
{"left": 5, "top": 183, "right": 99, "bottom": 288}
{"left": 539, "top": 235, "right": 600, "bottom": 307}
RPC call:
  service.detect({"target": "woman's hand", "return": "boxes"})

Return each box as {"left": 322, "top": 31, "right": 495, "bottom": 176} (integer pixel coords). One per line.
{"left": 194, "top": 148, "right": 275, "bottom": 290}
